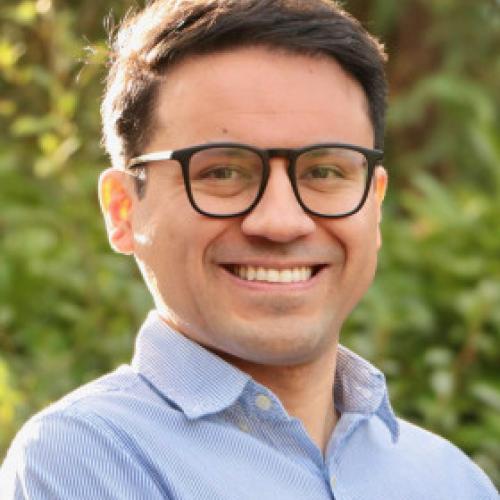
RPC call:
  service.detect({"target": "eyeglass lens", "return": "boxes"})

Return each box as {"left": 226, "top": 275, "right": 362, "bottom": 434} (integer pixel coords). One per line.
{"left": 188, "top": 146, "right": 368, "bottom": 216}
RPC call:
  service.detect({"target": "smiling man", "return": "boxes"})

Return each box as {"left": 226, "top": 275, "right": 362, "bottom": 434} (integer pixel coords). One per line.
{"left": 1, "top": 1, "right": 497, "bottom": 499}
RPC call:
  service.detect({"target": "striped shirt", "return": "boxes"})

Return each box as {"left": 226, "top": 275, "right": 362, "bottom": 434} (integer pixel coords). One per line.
{"left": 1, "top": 311, "right": 497, "bottom": 499}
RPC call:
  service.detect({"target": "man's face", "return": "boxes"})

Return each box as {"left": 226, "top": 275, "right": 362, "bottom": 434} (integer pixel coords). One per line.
{"left": 115, "top": 46, "right": 386, "bottom": 366}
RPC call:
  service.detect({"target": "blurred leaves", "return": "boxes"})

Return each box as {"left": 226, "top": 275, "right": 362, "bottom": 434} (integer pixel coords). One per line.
{"left": 0, "top": 0, "right": 149, "bottom": 453}
{"left": 0, "top": 0, "right": 499, "bottom": 488}
{"left": 345, "top": 0, "right": 500, "bottom": 486}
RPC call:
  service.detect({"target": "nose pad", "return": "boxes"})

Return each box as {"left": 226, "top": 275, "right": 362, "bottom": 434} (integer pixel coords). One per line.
{"left": 241, "top": 160, "right": 316, "bottom": 242}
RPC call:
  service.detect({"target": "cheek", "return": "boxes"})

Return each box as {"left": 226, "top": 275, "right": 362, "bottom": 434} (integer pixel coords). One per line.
{"left": 329, "top": 202, "right": 380, "bottom": 277}
{"left": 134, "top": 203, "right": 229, "bottom": 288}
{"left": 132, "top": 202, "right": 186, "bottom": 292}
{"left": 331, "top": 207, "right": 378, "bottom": 247}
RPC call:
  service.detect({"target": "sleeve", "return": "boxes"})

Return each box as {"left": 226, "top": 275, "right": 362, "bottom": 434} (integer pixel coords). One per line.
{"left": 0, "top": 411, "right": 167, "bottom": 500}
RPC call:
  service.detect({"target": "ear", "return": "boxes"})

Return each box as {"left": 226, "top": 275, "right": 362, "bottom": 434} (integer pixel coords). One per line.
{"left": 98, "top": 168, "right": 135, "bottom": 255}
{"left": 373, "top": 166, "right": 388, "bottom": 250}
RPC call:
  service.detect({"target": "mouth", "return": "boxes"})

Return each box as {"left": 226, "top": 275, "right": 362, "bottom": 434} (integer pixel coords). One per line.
{"left": 222, "top": 264, "right": 326, "bottom": 284}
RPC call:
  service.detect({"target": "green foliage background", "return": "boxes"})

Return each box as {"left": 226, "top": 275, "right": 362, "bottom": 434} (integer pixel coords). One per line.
{"left": 1, "top": 0, "right": 499, "bottom": 487}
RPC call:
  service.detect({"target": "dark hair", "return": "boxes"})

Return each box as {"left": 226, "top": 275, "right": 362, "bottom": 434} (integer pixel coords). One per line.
{"left": 102, "top": 0, "right": 387, "bottom": 176}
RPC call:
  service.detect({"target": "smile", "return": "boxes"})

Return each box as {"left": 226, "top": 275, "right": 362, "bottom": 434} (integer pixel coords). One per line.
{"left": 226, "top": 265, "right": 323, "bottom": 283}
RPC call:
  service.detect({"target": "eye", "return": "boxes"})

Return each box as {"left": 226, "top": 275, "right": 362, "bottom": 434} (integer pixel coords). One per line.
{"left": 303, "top": 165, "right": 345, "bottom": 180}
{"left": 199, "top": 165, "right": 245, "bottom": 180}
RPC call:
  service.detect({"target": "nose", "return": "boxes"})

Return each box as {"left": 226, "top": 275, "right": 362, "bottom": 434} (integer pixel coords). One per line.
{"left": 240, "top": 159, "right": 316, "bottom": 242}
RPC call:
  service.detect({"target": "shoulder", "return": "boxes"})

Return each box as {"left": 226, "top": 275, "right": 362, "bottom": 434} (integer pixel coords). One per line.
{"left": 395, "top": 417, "right": 498, "bottom": 498}
{"left": 2, "top": 364, "right": 156, "bottom": 455}
{"left": 0, "top": 366, "right": 167, "bottom": 499}
{"left": 343, "top": 415, "right": 498, "bottom": 498}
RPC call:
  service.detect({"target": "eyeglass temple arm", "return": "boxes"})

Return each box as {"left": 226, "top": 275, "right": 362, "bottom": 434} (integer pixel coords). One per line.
{"left": 127, "top": 151, "right": 174, "bottom": 169}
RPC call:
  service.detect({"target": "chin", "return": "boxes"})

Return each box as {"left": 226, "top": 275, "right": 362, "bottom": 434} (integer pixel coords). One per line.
{"left": 213, "top": 320, "right": 336, "bottom": 366}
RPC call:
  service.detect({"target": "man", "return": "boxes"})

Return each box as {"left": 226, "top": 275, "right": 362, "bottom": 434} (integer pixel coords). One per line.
{"left": 1, "top": 0, "right": 497, "bottom": 498}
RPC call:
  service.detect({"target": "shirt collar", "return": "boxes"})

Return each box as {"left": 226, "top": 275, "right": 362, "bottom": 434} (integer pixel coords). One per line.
{"left": 131, "top": 310, "right": 251, "bottom": 419}
{"left": 132, "top": 310, "right": 399, "bottom": 440}
{"left": 335, "top": 346, "right": 400, "bottom": 442}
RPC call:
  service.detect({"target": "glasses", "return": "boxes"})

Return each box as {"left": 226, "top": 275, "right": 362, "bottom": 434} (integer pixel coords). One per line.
{"left": 126, "top": 143, "right": 383, "bottom": 218}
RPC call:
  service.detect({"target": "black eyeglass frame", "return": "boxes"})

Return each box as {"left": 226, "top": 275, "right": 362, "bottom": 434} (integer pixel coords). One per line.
{"left": 126, "top": 142, "right": 384, "bottom": 219}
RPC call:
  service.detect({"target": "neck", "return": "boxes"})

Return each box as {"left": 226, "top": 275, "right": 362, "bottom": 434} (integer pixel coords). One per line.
{"left": 219, "top": 343, "right": 339, "bottom": 454}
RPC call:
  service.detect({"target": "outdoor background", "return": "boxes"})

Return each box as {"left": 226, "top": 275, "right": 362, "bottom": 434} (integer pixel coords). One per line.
{"left": 1, "top": 0, "right": 499, "bottom": 487}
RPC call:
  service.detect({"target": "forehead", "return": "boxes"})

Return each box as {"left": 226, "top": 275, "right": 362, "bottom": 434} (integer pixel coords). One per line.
{"left": 150, "top": 46, "right": 373, "bottom": 149}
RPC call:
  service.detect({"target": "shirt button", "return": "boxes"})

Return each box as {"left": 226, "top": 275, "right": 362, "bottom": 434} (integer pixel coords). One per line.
{"left": 330, "top": 475, "right": 336, "bottom": 489}
{"left": 255, "top": 394, "right": 272, "bottom": 411}
{"left": 238, "top": 421, "right": 250, "bottom": 433}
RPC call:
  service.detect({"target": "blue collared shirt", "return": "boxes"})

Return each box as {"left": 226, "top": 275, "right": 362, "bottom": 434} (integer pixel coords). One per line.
{"left": 1, "top": 311, "right": 497, "bottom": 499}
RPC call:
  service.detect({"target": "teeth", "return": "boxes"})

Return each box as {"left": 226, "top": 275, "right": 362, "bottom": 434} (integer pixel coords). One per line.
{"left": 257, "top": 267, "right": 267, "bottom": 280}
{"left": 239, "top": 266, "right": 247, "bottom": 280}
{"left": 231, "top": 266, "right": 313, "bottom": 283}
